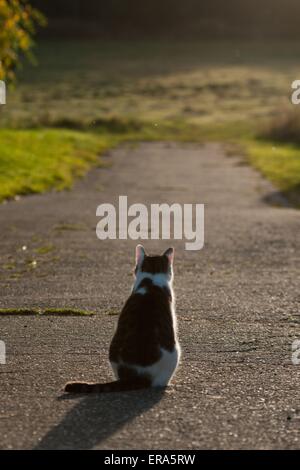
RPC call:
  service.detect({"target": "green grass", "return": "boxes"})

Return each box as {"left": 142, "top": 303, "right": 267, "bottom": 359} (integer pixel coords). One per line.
{"left": 54, "top": 223, "right": 88, "bottom": 231}
{"left": 0, "top": 308, "right": 40, "bottom": 315}
{"left": 0, "top": 128, "right": 117, "bottom": 201}
{"left": 35, "top": 244, "right": 55, "bottom": 255}
{"left": 41, "top": 308, "right": 95, "bottom": 316}
{"left": 0, "top": 118, "right": 252, "bottom": 202}
{"left": 1, "top": 116, "right": 299, "bottom": 207}
{"left": 0, "top": 307, "right": 95, "bottom": 316}
{"left": 1, "top": 40, "right": 300, "bottom": 206}
{"left": 244, "top": 139, "right": 300, "bottom": 207}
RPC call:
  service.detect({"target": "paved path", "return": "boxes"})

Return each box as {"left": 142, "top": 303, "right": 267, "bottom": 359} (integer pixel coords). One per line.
{"left": 0, "top": 142, "right": 299, "bottom": 449}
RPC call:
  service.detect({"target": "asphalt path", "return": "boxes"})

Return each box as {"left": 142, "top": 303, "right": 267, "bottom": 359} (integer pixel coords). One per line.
{"left": 0, "top": 142, "right": 299, "bottom": 449}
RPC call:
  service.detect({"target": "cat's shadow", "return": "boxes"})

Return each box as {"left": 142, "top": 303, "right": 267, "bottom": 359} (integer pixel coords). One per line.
{"left": 35, "top": 389, "right": 165, "bottom": 449}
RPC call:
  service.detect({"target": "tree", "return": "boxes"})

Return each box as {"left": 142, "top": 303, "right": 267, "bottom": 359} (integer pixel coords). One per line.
{"left": 0, "top": 0, "right": 45, "bottom": 82}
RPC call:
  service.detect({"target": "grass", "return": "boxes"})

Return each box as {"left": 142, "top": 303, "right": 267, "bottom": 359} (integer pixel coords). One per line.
{"left": 35, "top": 244, "right": 55, "bottom": 255}
{"left": 42, "top": 308, "right": 95, "bottom": 316}
{"left": 0, "top": 308, "right": 40, "bottom": 315}
{"left": 0, "top": 128, "right": 117, "bottom": 201}
{"left": 242, "top": 108, "right": 300, "bottom": 206}
{"left": 259, "top": 108, "right": 300, "bottom": 145}
{"left": 0, "top": 307, "right": 95, "bottom": 316}
{"left": 0, "top": 117, "right": 253, "bottom": 203}
{"left": 3, "top": 40, "right": 298, "bottom": 128}
{"left": 54, "top": 223, "right": 88, "bottom": 231}
{"left": 245, "top": 139, "right": 300, "bottom": 206}
{"left": 0, "top": 39, "right": 300, "bottom": 205}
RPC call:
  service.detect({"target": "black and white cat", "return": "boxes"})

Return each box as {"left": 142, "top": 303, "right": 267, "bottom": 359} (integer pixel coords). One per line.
{"left": 65, "top": 245, "right": 180, "bottom": 393}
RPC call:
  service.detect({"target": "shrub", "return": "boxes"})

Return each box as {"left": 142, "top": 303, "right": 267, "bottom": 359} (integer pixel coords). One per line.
{"left": 0, "top": 0, "right": 45, "bottom": 82}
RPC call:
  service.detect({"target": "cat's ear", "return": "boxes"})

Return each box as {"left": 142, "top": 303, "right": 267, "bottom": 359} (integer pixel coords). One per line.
{"left": 163, "top": 247, "right": 174, "bottom": 265}
{"left": 135, "top": 244, "right": 146, "bottom": 265}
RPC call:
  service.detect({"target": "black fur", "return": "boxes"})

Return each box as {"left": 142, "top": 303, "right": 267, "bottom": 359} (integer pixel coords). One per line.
{"left": 64, "top": 247, "right": 176, "bottom": 394}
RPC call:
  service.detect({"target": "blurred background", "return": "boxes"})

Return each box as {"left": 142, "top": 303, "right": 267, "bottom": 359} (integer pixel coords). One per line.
{"left": 0, "top": 0, "right": 300, "bottom": 205}
{"left": 31, "top": 0, "right": 300, "bottom": 39}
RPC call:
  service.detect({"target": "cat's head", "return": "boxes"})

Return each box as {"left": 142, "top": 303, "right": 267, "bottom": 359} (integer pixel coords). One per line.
{"left": 134, "top": 244, "right": 174, "bottom": 282}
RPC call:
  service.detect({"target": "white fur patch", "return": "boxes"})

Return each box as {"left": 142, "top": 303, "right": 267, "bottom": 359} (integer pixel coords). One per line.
{"left": 111, "top": 361, "right": 119, "bottom": 380}
{"left": 133, "top": 271, "right": 172, "bottom": 292}
{"left": 110, "top": 344, "right": 180, "bottom": 387}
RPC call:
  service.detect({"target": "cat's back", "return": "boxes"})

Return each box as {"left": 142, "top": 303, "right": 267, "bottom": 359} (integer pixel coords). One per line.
{"left": 109, "top": 282, "right": 175, "bottom": 366}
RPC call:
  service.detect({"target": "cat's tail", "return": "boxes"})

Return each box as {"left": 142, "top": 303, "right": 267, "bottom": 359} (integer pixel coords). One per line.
{"left": 64, "top": 377, "right": 151, "bottom": 394}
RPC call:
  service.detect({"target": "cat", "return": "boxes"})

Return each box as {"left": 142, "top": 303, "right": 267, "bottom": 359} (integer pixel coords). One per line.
{"left": 64, "top": 244, "right": 180, "bottom": 393}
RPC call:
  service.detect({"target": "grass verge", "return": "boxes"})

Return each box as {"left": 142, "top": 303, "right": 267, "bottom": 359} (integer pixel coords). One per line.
{"left": 1, "top": 119, "right": 300, "bottom": 207}
{"left": 1, "top": 39, "right": 300, "bottom": 207}
{"left": 0, "top": 119, "right": 248, "bottom": 203}
{"left": 0, "top": 307, "right": 95, "bottom": 316}
{"left": 0, "top": 128, "right": 118, "bottom": 202}
{"left": 244, "top": 139, "right": 300, "bottom": 207}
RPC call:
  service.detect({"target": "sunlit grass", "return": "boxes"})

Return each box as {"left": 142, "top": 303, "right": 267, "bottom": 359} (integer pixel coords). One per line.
{"left": 245, "top": 139, "right": 300, "bottom": 207}
{"left": 0, "top": 40, "right": 300, "bottom": 206}
{"left": 0, "top": 307, "right": 95, "bottom": 316}
{"left": 0, "top": 128, "right": 117, "bottom": 201}
{"left": 0, "top": 119, "right": 300, "bottom": 207}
